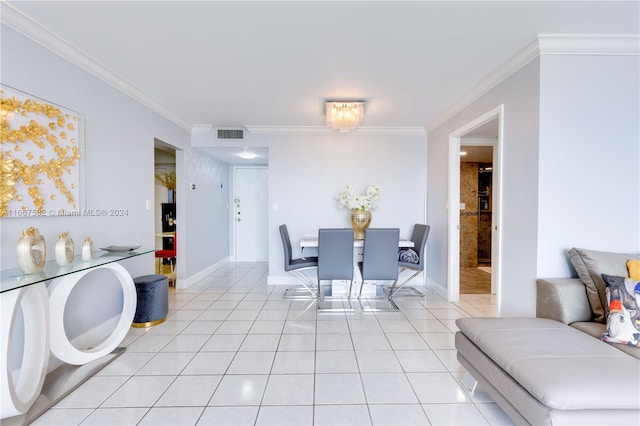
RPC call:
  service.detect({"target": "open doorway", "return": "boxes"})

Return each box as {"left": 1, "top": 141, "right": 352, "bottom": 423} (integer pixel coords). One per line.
{"left": 459, "top": 144, "right": 493, "bottom": 294}
{"left": 447, "top": 105, "right": 503, "bottom": 315}
{"left": 154, "top": 140, "right": 176, "bottom": 284}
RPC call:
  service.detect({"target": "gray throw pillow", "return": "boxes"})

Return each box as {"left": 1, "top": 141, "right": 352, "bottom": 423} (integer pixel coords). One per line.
{"left": 568, "top": 248, "right": 639, "bottom": 323}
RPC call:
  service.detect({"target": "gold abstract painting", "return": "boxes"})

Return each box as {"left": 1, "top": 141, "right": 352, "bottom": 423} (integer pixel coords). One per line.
{"left": 1, "top": 85, "right": 82, "bottom": 218}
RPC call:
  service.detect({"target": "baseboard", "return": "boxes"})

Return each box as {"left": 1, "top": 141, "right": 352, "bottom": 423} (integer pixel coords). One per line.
{"left": 179, "top": 257, "right": 230, "bottom": 289}
{"left": 427, "top": 278, "right": 448, "bottom": 300}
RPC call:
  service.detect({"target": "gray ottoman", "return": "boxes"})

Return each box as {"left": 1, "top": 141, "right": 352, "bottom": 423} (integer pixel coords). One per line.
{"left": 132, "top": 274, "right": 169, "bottom": 327}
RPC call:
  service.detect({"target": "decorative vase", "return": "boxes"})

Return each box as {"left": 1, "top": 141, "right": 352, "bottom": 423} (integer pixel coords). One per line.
{"left": 16, "top": 227, "right": 46, "bottom": 274}
{"left": 82, "top": 237, "right": 94, "bottom": 262}
{"left": 55, "top": 232, "right": 75, "bottom": 266}
{"left": 349, "top": 208, "right": 372, "bottom": 240}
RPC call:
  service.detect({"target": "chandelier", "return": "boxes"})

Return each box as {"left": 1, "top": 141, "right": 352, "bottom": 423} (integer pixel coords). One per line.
{"left": 325, "top": 101, "right": 364, "bottom": 132}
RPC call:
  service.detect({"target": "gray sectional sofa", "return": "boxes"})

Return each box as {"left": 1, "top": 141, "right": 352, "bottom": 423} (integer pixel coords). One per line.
{"left": 455, "top": 248, "right": 640, "bottom": 425}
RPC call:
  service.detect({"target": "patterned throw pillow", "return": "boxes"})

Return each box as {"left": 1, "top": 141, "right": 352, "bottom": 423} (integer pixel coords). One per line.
{"left": 398, "top": 248, "right": 419, "bottom": 264}
{"left": 601, "top": 274, "right": 640, "bottom": 347}
{"left": 628, "top": 259, "right": 640, "bottom": 280}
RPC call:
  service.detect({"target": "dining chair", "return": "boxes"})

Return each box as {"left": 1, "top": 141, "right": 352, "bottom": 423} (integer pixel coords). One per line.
{"left": 358, "top": 228, "right": 400, "bottom": 310}
{"left": 317, "top": 228, "right": 355, "bottom": 311}
{"left": 387, "top": 224, "right": 431, "bottom": 298}
{"left": 279, "top": 224, "right": 318, "bottom": 299}
{"left": 155, "top": 232, "right": 176, "bottom": 286}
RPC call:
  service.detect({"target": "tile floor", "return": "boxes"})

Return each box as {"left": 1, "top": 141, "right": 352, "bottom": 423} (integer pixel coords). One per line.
{"left": 33, "top": 262, "right": 513, "bottom": 425}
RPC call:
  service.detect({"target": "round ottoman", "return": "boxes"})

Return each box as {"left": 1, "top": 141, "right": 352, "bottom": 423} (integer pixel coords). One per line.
{"left": 132, "top": 274, "right": 169, "bottom": 328}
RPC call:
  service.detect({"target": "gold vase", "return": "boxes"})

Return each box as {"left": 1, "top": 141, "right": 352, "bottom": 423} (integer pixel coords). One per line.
{"left": 349, "top": 208, "right": 372, "bottom": 240}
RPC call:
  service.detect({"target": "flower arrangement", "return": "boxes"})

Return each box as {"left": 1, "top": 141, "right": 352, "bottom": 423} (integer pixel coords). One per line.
{"left": 335, "top": 184, "right": 381, "bottom": 211}
{"left": 155, "top": 171, "right": 176, "bottom": 190}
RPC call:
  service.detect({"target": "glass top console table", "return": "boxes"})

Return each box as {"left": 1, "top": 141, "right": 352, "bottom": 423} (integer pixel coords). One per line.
{"left": 1, "top": 248, "right": 154, "bottom": 423}
{"left": 1, "top": 248, "right": 155, "bottom": 293}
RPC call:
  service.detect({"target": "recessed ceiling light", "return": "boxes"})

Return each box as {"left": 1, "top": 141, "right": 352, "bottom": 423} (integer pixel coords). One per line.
{"left": 460, "top": 151, "right": 467, "bottom": 156}
{"left": 238, "top": 150, "right": 258, "bottom": 160}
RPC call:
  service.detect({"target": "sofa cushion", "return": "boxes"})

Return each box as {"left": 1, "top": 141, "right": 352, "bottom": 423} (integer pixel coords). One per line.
{"left": 628, "top": 259, "right": 640, "bottom": 280}
{"left": 568, "top": 248, "right": 638, "bottom": 323}
{"left": 602, "top": 274, "right": 640, "bottom": 347}
{"left": 456, "top": 317, "right": 640, "bottom": 410}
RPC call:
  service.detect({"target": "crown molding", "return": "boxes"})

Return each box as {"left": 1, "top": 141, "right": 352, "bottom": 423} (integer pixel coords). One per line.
{"left": 0, "top": 2, "right": 192, "bottom": 131}
{"left": 539, "top": 34, "right": 640, "bottom": 55}
{"left": 426, "top": 34, "right": 639, "bottom": 133}
{"left": 191, "top": 125, "right": 214, "bottom": 134}
{"left": 246, "top": 125, "right": 426, "bottom": 136}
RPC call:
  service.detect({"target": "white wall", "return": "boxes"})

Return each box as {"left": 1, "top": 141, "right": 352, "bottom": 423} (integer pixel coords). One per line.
{"left": 192, "top": 131, "right": 428, "bottom": 283}
{"left": 537, "top": 54, "right": 640, "bottom": 276}
{"left": 0, "top": 26, "right": 228, "bottom": 346}
{"left": 427, "top": 59, "right": 541, "bottom": 316}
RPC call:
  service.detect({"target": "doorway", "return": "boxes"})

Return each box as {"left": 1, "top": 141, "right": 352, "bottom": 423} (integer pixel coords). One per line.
{"left": 459, "top": 145, "right": 494, "bottom": 294}
{"left": 154, "top": 140, "right": 177, "bottom": 282}
{"left": 233, "top": 166, "right": 268, "bottom": 262}
{"left": 447, "top": 105, "right": 503, "bottom": 311}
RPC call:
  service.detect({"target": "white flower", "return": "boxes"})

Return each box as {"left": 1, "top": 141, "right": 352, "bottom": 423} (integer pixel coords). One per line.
{"left": 335, "top": 184, "right": 381, "bottom": 211}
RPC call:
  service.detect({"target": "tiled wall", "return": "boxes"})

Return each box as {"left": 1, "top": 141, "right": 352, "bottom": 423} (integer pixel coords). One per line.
{"left": 460, "top": 162, "right": 479, "bottom": 267}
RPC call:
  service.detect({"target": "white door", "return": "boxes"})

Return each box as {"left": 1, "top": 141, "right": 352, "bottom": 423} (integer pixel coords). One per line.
{"left": 234, "top": 167, "right": 268, "bottom": 261}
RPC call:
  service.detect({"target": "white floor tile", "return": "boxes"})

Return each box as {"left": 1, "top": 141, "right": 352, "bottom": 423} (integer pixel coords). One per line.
{"left": 138, "top": 406, "right": 204, "bottom": 425}
{"left": 386, "top": 333, "right": 430, "bottom": 350}
{"left": 208, "top": 375, "right": 268, "bottom": 406}
{"left": 255, "top": 405, "right": 313, "bottom": 425}
{"left": 53, "top": 376, "right": 128, "bottom": 408}
{"left": 261, "top": 374, "right": 314, "bottom": 405}
{"left": 278, "top": 334, "right": 315, "bottom": 351}
{"left": 395, "top": 350, "right": 448, "bottom": 372}
{"left": 360, "top": 372, "right": 419, "bottom": 404}
{"left": 201, "top": 334, "right": 246, "bottom": 351}
{"left": 315, "top": 350, "right": 359, "bottom": 373}
{"left": 160, "top": 334, "right": 209, "bottom": 353}
{"left": 182, "top": 351, "right": 235, "bottom": 375}
{"left": 198, "top": 406, "right": 258, "bottom": 425}
{"left": 239, "top": 334, "right": 281, "bottom": 351}
{"left": 351, "top": 333, "right": 392, "bottom": 351}
{"left": 271, "top": 351, "right": 315, "bottom": 374}
{"left": 422, "top": 403, "right": 489, "bottom": 425}
{"left": 42, "top": 261, "right": 505, "bottom": 426}
{"left": 407, "top": 372, "right": 471, "bottom": 404}
{"left": 101, "top": 375, "right": 174, "bottom": 407}
{"left": 95, "top": 352, "right": 154, "bottom": 376}
{"left": 314, "top": 373, "right": 366, "bottom": 405}
{"left": 79, "top": 407, "right": 148, "bottom": 425}
{"left": 155, "top": 375, "right": 222, "bottom": 406}
{"left": 227, "top": 351, "right": 276, "bottom": 374}
{"left": 356, "top": 350, "right": 403, "bottom": 373}
{"left": 368, "top": 404, "right": 430, "bottom": 425}
{"left": 136, "top": 352, "right": 194, "bottom": 375}
{"left": 31, "top": 408, "right": 92, "bottom": 425}
{"left": 314, "top": 404, "right": 371, "bottom": 425}
{"left": 316, "top": 333, "right": 354, "bottom": 350}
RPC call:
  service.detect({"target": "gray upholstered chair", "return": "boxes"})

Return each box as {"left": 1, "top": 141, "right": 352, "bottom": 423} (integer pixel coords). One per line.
{"left": 317, "top": 228, "right": 354, "bottom": 310}
{"left": 358, "top": 228, "right": 400, "bottom": 310}
{"left": 280, "top": 224, "right": 318, "bottom": 299}
{"left": 387, "top": 224, "right": 430, "bottom": 298}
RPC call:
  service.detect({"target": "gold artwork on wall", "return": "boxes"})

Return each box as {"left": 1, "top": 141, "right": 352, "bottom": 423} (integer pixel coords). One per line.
{"left": 0, "top": 85, "right": 83, "bottom": 218}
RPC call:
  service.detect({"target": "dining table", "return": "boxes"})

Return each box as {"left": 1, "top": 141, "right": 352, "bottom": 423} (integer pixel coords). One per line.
{"left": 299, "top": 236, "right": 414, "bottom": 299}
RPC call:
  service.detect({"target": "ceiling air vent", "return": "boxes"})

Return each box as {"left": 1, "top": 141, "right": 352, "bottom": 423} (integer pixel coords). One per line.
{"left": 217, "top": 129, "right": 244, "bottom": 140}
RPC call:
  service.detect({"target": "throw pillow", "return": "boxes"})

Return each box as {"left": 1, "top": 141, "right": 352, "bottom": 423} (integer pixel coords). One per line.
{"left": 398, "top": 248, "right": 419, "bottom": 264}
{"left": 628, "top": 259, "right": 640, "bottom": 280}
{"left": 568, "top": 248, "right": 638, "bottom": 323}
{"left": 601, "top": 274, "right": 640, "bottom": 347}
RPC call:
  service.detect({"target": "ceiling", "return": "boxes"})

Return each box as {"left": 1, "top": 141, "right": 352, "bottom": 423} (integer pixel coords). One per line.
{"left": 3, "top": 1, "right": 638, "bottom": 134}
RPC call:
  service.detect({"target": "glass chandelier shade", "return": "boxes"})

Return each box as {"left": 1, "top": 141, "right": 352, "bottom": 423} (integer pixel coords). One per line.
{"left": 325, "top": 101, "right": 364, "bottom": 132}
